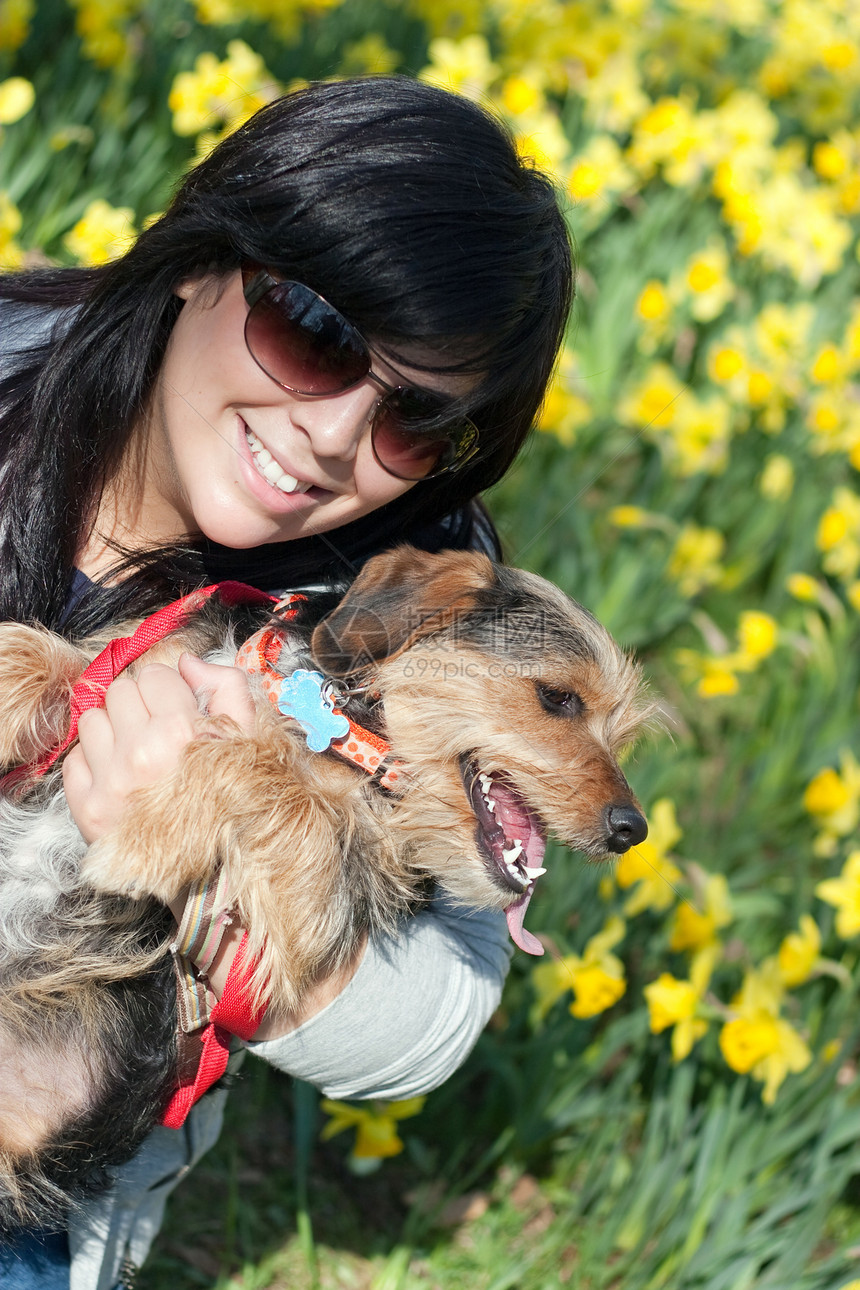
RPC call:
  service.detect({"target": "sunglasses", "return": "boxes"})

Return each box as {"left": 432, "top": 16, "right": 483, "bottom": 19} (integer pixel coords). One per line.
{"left": 241, "top": 267, "right": 480, "bottom": 482}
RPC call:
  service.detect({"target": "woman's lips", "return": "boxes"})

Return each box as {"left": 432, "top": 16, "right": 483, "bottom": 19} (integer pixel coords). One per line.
{"left": 236, "top": 417, "right": 328, "bottom": 512}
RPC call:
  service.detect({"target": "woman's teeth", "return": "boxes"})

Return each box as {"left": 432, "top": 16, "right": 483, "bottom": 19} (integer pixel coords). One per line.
{"left": 245, "top": 428, "right": 312, "bottom": 495}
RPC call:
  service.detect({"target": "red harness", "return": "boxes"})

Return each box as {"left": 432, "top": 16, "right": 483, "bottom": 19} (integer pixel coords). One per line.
{"left": 5, "top": 582, "right": 399, "bottom": 1128}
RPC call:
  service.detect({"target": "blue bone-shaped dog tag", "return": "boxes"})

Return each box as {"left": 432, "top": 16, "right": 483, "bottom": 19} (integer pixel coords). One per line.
{"left": 276, "top": 669, "right": 350, "bottom": 752}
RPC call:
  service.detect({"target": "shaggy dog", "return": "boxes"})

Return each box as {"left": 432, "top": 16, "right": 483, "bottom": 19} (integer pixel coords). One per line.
{"left": 0, "top": 546, "right": 649, "bottom": 1233}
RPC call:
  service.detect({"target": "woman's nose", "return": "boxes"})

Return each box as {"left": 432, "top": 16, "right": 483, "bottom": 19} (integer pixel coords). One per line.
{"left": 288, "top": 382, "right": 379, "bottom": 462}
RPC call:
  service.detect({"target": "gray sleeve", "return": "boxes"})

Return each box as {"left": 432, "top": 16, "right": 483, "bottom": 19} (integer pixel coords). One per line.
{"left": 245, "top": 895, "right": 512, "bottom": 1099}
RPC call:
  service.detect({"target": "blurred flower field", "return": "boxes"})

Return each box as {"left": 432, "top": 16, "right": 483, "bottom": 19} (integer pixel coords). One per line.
{"left": 3, "top": 1, "right": 860, "bottom": 1287}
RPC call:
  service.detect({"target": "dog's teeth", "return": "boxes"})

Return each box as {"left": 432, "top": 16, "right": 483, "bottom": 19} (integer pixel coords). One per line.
{"left": 479, "top": 774, "right": 496, "bottom": 813}
{"left": 523, "top": 866, "right": 547, "bottom": 880}
{"left": 501, "top": 841, "right": 524, "bottom": 864}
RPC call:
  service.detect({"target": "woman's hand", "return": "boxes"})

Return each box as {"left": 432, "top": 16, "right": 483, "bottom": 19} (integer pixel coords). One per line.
{"left": 62, "top": 653, "right": 256, "bottom": 844}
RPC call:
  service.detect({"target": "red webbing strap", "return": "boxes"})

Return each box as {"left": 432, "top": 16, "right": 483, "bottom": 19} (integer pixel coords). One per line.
{"left": 27, "top": 581, "right": 276, "bottom": 780}
{"left": 160, "top": 931, "right": 266, "bottom": 1129}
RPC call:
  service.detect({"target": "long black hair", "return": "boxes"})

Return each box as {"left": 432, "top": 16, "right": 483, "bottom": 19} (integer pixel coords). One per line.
{"left": 0, "top": 76, "right": 573, "bottom": 630}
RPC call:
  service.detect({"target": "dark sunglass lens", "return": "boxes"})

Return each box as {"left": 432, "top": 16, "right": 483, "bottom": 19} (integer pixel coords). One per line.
{"left": 245, "top": 281, "right": 369, "bottom": 394}
{"left": 372, "top": 390, "right": 475, "bottom": 481}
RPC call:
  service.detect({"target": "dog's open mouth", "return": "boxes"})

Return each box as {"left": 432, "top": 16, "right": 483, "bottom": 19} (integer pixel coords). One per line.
{"left": 462, "top": 756, "right": 547, "bottom": 957}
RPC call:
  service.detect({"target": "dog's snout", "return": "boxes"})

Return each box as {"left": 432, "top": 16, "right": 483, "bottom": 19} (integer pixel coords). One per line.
{"left": 605, "top": 804, "right": 648, "bottom": 854}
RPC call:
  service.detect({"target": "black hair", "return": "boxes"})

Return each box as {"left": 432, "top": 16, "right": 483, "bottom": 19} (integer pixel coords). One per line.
{"left": 0, "top": 76, "right": 573, "bottom": 630}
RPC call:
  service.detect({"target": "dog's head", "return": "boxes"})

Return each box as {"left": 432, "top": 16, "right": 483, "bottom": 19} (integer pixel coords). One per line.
{"left": 312, "top": 547, "right": 652, "bottom": 954}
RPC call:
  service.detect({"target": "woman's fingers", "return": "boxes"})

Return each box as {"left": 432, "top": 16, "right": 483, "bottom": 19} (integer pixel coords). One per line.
{"left": 178, "top": 654, "right": 257, "bottom": 730}
{"left": 62, "top": 657, "right": 254, "bottom": 844}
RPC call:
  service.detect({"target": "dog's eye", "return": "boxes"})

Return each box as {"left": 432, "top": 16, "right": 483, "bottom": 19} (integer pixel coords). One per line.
{"left": 536, "top": 684, "right": 584, "bottom": 716}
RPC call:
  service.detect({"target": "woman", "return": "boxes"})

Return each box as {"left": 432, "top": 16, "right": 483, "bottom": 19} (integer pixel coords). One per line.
{"left": 0, "top": 75, "right": 572, "bottom": 1288}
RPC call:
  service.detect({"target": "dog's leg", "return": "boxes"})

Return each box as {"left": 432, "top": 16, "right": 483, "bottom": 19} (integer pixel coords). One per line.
{"left": 0, "top": 625, "right": 88, "bottom": 769}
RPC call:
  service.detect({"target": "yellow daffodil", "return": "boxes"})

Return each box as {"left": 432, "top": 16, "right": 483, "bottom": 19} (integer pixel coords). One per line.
{"left": 786, "top": 572, "right": 821, "bottom": 603}
{"left": 817, "top": 850, "right": 860, "bottom": 939}
{"left": 569, "top": 959, "right": 627, "bottom": 1018}
{"left": 567, "top": 134, "right": 634, "bottom": 212}
{"left": 531, "top": 953, "right": 582, "bottom": 1024}
{"left": 537, "top": 352, "right": 592, "bottom": 444}
{"left": 320, "top": 1096, "right": 425, "bottom": 1161}
{"left": 339, "top": 34, "right": 401, "bottom": 77}
{"left": 0, "top": 0, "right": 34, "bottom": 52}
{"left": 531, "top": 917, "right": 627, "bottom": 1023}
{"left": 810, "top": 342, "right": 846, "bottom": 385}
{"left": 0, "top": 191, "right": 24, "bottom": 269}
{"left": 677, "top": 605, "right": 779, "bottom": 698}
{"left": 514, "top": 107, "right": 570, "bottom": 183}
{"left": 667, "top": 524, "right": 726, "bottom": 597}
{"left": 0, "top": 76, "right": 34, "bottom": 124}
{"left": 577, "top": 49, "right": 649, "bottom": 134}
{"left": 64, "top": 199, "right": 137, "bottom": 265}
{"left": 696, "top": 659, "right": 741, "bottom": 697}
{"left": 674, "top": 239, "right": 736, "bottom": 323}
{"left": 168, "top": 41, "right": 279, "bottom": 141}
{"left": 644, "top": 945, "right": 716, "bottom": 1061}
{"left": 804, "top": 752, "right": 860, "bottom": 854}
{"left": 419, "top": 35, "right": 500, "bottom": 101}
{"left": 813, "top": 137, "right": 850, "bottom": 182}
{"left": 669, "top": 391, "right": 733, "bottom": 476}
{"left": 608, "top": 505, "right": 673, "bottom": 533}
{"left": 69, "top": 0, "right": 137, "bottom": 69}
{"left": 736, "top": 610, "right": 778, "bottom": 661}
{"left": 618, "top": 361, "right": 686, "bottom": 432}
{"left": 753, "top": 302, "right": 815, "bottom": 372}
{"left": 627, "top": 94, "right": 713, "bottom": 188}
{"left": 816, "top": 487, "right": 860, "bottom": 583}
{"left": 669, "top": 873, "right": 732, "bottom": 952}
{"left": 777, "top": 916, "right": 822, "bottom": 986}
{"left": 500, "top": 71, "right": 543, "bottom": 118}
{"left": 759, "top": 454, "right": 794, "bottom": 500}
{"left": 614, "top": 799, "right": 682, "bottom": 915}
{"left": 719, "top": 962, "right": 811, "bottom": 1103}
{"left": 636, "top": 280, "right": 670, "bottom": 323}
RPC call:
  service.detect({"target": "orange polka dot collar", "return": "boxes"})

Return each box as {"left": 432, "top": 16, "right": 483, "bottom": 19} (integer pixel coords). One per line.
{"left": 235, "top": 603, "right": 403, "bottom": 793}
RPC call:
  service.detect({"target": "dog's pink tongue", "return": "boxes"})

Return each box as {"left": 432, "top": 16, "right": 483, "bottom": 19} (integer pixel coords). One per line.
{"left": 505, "top": 892, "right": 544, "bottom": 956}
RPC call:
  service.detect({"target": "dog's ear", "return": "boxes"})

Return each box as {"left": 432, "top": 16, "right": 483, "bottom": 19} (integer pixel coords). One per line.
{"left": 311, "top": 545, "right": 494, "bottom": 677}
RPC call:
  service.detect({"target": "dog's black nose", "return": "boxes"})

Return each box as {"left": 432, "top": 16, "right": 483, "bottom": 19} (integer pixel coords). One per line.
{"left": 605, "top": 804, "right": 648, "bottom": 853}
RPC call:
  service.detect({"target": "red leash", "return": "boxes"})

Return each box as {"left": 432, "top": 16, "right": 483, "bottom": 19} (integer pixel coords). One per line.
{"left": 161, "top": 931, "right": 267, "bottom": 1129}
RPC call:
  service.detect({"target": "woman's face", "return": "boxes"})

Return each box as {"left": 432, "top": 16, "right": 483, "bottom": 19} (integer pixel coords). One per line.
{"left": 135, "top": 271, "right": 467, "bottom": 551}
